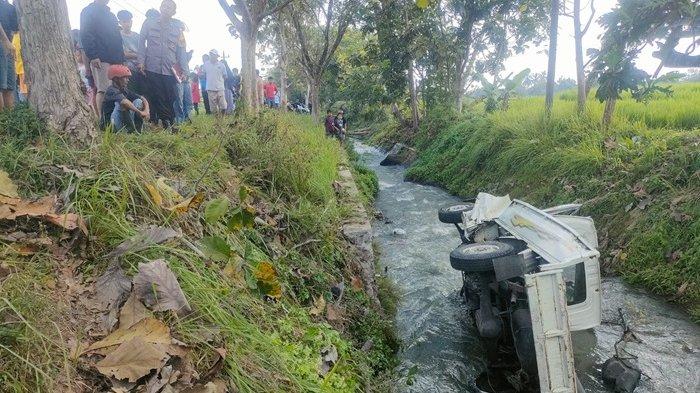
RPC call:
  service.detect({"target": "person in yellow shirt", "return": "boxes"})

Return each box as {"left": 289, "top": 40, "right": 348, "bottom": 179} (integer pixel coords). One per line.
{"left": 11, "top": 32, "right": 26, "bottom": 102}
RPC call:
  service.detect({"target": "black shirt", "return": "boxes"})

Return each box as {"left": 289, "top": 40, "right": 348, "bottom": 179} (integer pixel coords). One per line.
{"left": 80, "top": 3, "right": 124, "bottom": 64}
{"left": 0, "top": 1, "right": 18, "bottom": 41}
{"left": 101, "top": 85, "right": 140, "bottom": 128}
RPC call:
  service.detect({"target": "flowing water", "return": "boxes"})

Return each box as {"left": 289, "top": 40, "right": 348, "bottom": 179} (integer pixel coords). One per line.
{"left": 353, "top": 141, "right": 700, "bottom": 393}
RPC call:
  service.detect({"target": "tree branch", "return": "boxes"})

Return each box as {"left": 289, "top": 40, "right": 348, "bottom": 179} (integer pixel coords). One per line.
{"left": 232, "top": 0, "right": 254, "bottom": 25}
{"left": 218, "top": 0, "right": 244, "bottom": 31}
{"left": 581, "top": 0, "right": 595, "bottom": 35}
{"left": 260, "top": 0, "right": 296, "bottom": 22}
{"left": 318, "top": 0, "right": 335, "bottom": 66}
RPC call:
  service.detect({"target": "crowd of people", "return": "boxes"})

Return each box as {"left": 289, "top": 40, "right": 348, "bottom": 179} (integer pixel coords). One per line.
{"left": 0, "top": 0, "right": 346, "bottom": 137}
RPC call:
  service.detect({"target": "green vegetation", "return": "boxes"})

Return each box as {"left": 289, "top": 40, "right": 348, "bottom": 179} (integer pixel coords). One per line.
{"left": 386, "top": 83, "right": 700, "bottom": 321}
{"left": 0, "top": 108, "right": 396, "bottom": 391}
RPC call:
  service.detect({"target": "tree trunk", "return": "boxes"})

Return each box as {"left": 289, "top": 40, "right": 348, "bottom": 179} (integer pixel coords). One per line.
{"left": 18, "top": 0, "right": 96, "bottom": 142}
{"left": 408, "top": 59, "right": 419, "bottom": 129}
{"left": 309, "top": 76, "right": 321, "bottom": 121}
{"left": 573, "top": 0, "right": 586, "bottom": 114}
{"left": 602, "top": 97, "right": 616, "bottom": 128}
{"left": 277, "top": 31, "right": 288, "bottom": 111}
{"left": 240, "top": 32, "right": 257, "bottom": 112}
{"left": 545, "top": 0, "right": 559, "bottom": 116}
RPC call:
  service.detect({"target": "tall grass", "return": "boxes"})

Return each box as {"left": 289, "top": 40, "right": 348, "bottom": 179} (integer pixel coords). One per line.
{"left": 0, "top": 108, "right": 395, "bottom": 391}
{"left": 406, "top": 85, "right": 700, "bottom": 321}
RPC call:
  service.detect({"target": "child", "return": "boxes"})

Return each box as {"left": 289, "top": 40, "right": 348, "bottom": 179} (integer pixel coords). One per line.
{"left": 101, "top": 64, "right": 150, "bottom": 132}
{"left": 190, "top": 72, "right": 201, "bottom": 115}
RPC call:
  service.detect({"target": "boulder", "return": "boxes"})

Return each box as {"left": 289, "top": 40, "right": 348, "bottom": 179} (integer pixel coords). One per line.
{"left": 380, "top": 143, "right": 417, "bottom": 166}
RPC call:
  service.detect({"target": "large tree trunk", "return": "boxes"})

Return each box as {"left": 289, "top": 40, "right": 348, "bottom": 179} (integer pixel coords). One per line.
{"left": 602, "top": 97, "right": 616, "bottom": 128}
{"left": 240, "top": 32, "right": 257, "bottom": 112}
{"left": 277, "top": 28, "right": 288, "bottom": 111}
{"left": 573, "top": 0, "right": 586, "bottom": 114}
{"left": 408, "top": 58, "right": 419, "bottom": 129}
{"left": 18, "top": 0, "right": 96, "bottom": 142}
{"left": 545, "top": 0, "right": 559, "bottom": 116}
{"left": 309, "top": 76, "right": 321, "bottom": 121}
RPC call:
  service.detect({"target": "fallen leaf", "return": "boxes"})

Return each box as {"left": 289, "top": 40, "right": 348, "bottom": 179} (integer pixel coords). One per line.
{"left": 0, "top": 170, "right": 19, "bottom": 198}
{"left": 119, "top": 292, "right": 151, "bottom": 329}
{"left": 56, "top": 165, "right": 90, "bottom": 178}
{"left": 350, "top": 276, "right": 363, "bottom": 291}
{"left": 96, "top": 337, "right": 168, "bottom": 382}
{"left": 309, "top": 295, "right": 326, "bottom": 317}
{"left": 95, "top": 264, "right": 132, "bottom": 333}
{"left": 637, "top": 197, "right": 652, "bottom": 210}
{"left": 204, "top": 197, "right": 230, "bottom": 224}
{"left": 671, "top": 211, "right": 692, "bottom": 222}
{"left": 87, "top": 317, "right": 171, "bottom": 352}
{"left": 133, "top": 259, "right": 192, "bottom": 315}
{"left": 145, "top": 364, "right": 179, "bottom": 393}
{"left": 676, "top": 282, "right": 689, "bottom": 297}
{"left": 166, "top": 192, "right": 205, "bottom": 215}
{"left": 317, "top": 345, "right": 338, "bottom": 376}
{"left": 43, "top": 213, "right": 88, "bottom": 234}
{"left": 146, "top": 183, "right": 164, "bottom": 207}
{"left": 326, "top": 304, "right": 343, "bottom": 322}
{"left": 106, "top": 226, "right": 181, "bottom": 260}
{"left": 0, "top": 195, "right": 55, "bottom": 220}
{"left": 255, "top": 261, "right": 281, "bottom": 299}
{"left": 200, "top": 348, "right": 227, "bottom": 383}
{"left": 180, "top": 379, "right": 227, "bottom": 393}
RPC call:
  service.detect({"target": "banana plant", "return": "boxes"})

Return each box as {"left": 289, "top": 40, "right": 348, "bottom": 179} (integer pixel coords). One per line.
{"left": 477, "top": 68, "right": 531, "bottom": 112}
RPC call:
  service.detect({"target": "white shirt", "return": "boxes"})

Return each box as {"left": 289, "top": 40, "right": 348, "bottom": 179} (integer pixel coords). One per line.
{"left": 203, "top": 61, "right": 226, "bottom": 92}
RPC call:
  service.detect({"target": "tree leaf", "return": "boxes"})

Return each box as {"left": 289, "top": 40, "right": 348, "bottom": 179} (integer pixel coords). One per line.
{"left": 119, "top": 292, "right": 151, "bottom": 329}
{"left": 0, "top": 170, "right": 19, "bottom": 198}
{"left": 106, "top": 226, "right": 180, "bottom": 260}
{"left": 96, "top": 337, "right": 168, "bottom": 382}
{"left": 416, "top": 0, "right": 430, "bottom": 9}
{"left": 200, "top": 236, "right": 231, "bottom": 262}
{"left": 133, "top": 260, "right": 192, "bottom": 315}
{"left": 87, "top": 317, "right": 171, "bottom": 352}
{"left": 95, "top": 263, "right": 132, "bottom": 333}
{"left": 204, "top": 197, "right": 230, "bottom": 224}
{"left": 309, "top": 295, "right": 326, "bottom": 316}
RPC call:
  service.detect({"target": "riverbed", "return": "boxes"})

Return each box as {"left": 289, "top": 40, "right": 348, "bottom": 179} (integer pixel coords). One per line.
{"left": 353, "top": 141, "right": 700, "bottom": 393}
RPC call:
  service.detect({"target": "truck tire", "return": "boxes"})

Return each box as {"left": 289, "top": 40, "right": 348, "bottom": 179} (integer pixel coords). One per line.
{"left": 450, "top": 241, "right": 515, "bottom": 272}
{"left": 438, "top": 203, "right": 475, "bottom": 224}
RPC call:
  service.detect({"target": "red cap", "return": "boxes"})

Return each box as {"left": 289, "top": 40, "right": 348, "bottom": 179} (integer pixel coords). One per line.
{"left": 107, "top": 64, "right": 132, "bottom": 80}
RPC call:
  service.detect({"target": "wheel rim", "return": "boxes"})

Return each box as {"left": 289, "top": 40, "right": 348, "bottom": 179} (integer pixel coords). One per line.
{"left": 460, "top": 244, "right": 501, "bottom": 255}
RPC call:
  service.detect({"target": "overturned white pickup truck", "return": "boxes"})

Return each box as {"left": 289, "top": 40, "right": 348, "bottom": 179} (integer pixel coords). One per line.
{"left": 438, "top": 193, "right": 602, "bottom": 393}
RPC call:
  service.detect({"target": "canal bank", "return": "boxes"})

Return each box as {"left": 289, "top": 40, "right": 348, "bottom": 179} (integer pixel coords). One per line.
{"left": 354, "top": 140, "right": 700, "bottom": 393}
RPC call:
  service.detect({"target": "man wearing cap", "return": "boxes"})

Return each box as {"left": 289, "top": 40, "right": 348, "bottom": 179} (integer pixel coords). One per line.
{"left": 138, "top": 0, "right": 186, "bottom": 128}
{"left": 202, "top": 49, "right": 227, "bottom": 115}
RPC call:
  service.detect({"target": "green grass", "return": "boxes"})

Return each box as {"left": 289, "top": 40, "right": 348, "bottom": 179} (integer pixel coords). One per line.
{"left": 0, "top": 108, "right": 396, "bottom": 391}
{"left": 403, "top": 83, "right": 700, "bottom": 321}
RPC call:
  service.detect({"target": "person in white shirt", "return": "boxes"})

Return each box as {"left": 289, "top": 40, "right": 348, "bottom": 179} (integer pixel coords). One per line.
{"left": 202, "top": 49, "right": 227, "bottom": 115}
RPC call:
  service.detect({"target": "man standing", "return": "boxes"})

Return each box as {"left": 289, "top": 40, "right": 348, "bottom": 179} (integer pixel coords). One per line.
{"left": 263, "top": 77, "right": 278, "bottom": 108}
{"left": 80, "top": 0, "right": 124, "bottom": 119}
{"left": 202, "top": 49, "right": 227, "bottom": 115}
{"left": 117, "top": 10, "right": 143, "bottom": 95}
{"left": 138, "top": 0, "right": 186, "bottom": 129}
{"left": 0, "top": 0, "right": 17, "bottom": 111}
{"left": 198, "top": 54, "right": 211, "bottom": 115}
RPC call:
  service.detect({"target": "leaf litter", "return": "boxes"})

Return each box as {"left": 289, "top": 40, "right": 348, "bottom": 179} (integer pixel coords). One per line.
{"left": 133, "top": 259, "right": 192, "bottom": 316}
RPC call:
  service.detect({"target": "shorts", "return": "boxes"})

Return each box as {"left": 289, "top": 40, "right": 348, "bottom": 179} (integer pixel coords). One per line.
{"left": 90, "top": 61, "right": 113, "bottom": 93}
{"left": 207, "top": 90, "right": 227, "bottom": 113}
{"left": 0, "top": 46, "right": 16, "bottom": 91}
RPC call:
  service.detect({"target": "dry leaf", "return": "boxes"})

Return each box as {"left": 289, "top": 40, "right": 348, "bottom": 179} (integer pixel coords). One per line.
{"left": 326, "top": 304, "right": 343, "bottom": 322}
{"left": 318, "top": 345, "right": 338, "bottom": 376}
{"left": 43, "top": 213, "right": 88, "bottom": 234}
{"left": 119, "top": 292, "right": 151, "bottom": 329}
{"left": 95, "top": 264, "right": 132, "bottom": 333}
{"left": 107, "top": 226, "right": 181, "bottom": 260}
{"left": 0, "top": 169, "right": 19, "bottom": 198}
{"left": 309, "top": 295, "right": 326, "bottom": 317}
{"left": 200, "top": 347, "right": 227, "bottom": 383}
{"left": 87, "top": 317, "right": 171, "bottom": 352}
{"left": 180, "top": 379, "right": 227, "bottom": 393}
{"left": 350, "top": 276, "right": 363, "bottom": 291}
{"left": 96, "top": 337, "right": 168, "bottom": 382}
{"left": 0, "top": 195, "right": 55, "bottom": 219}
{"left": 133, "top": 259, "right": 191, "bottom": 316}
{"left": 145, "top": 364, "right": 180, "bottom": 393}
{"left": 165, "top": 192, "right": 205, "bottom": 214}
{"left": 146, "top": 183, "right": 164, "bottom": 207}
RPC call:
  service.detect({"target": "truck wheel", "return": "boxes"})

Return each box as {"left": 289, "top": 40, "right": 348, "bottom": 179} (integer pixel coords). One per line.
{"left": 438, "top": 203, "right": 475, "bottom": 224}
{"left": 450, "top": 241, "right": 515, "bottom": 272}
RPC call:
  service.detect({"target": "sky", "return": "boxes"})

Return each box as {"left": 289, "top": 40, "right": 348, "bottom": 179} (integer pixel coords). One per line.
{"left": 64, "top": 0, "right": 679, "bottom": 79}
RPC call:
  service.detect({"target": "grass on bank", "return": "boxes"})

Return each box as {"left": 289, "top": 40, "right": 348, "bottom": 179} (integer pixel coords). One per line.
{"left": 374, "top": 83, "right": 700, "bottom": 321}
{"left": 0, "top": 107, "right": 397, "bottom": 392}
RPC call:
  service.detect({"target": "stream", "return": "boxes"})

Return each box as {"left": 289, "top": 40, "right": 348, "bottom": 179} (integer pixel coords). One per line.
{"left": 353, "top": 141, "right": 700, "bottom": 393}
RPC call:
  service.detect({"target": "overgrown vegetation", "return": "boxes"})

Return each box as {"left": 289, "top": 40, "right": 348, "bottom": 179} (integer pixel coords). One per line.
{"left": 0, "top": 107, "right": 396, "bottom": 391}
{"left": 386, "top": 83, "right": 700, "bottom": 321}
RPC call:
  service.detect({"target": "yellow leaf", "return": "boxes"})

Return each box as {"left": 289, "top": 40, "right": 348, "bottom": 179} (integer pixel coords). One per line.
{"left": 86, "top": 317, "right": 171, "bottom": 352}
{"left": 145, "top": 183, "right": 163, "bottom": 207}
{"left": 416, "top": 0, "right": 430, "bottom": 9}
{"left": 96, "top": 337, "right": 168, "bottom": 382}
{"left": 255, "top": 261, "right": 277, "bottom": 282}
{"left": 156, "top": 177, "right": 183, "bottom": 204}
{"left": 165, "top": 192, "right": 205, "bottom": 215}
{"left": 0, "top": 170, "right": 19, "bottom": 198}
{"left": 309, "top": 295, "right": 326, "bottom": 316}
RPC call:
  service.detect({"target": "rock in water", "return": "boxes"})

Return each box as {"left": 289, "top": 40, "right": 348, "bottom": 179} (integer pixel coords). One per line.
{"left": 392, "top": 228, "right": 407, "bottom": 236}
{"left": 380, "top": 143, "right": 417, "bottom": 166}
